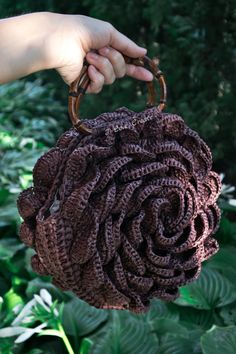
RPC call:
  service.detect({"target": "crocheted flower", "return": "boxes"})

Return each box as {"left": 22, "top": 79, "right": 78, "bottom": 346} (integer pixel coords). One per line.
{"left": 17, "top": 106, "right": 221, "bottom": 313}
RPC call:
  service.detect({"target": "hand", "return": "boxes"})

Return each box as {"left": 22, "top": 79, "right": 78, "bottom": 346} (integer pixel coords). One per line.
{"left": 0, "top": 12, "right": 153, "bottom": 89}
{"left": 45, "top": 13, "right": 153, "bottom": 92}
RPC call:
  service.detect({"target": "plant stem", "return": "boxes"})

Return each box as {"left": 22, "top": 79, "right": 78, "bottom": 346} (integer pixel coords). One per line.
{"left": 58, "top": 322, "right": 75, "bottom": 354}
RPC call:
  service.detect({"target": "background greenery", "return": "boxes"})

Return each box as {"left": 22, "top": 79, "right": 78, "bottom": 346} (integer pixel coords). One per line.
{"left": 0, "top": 0, "right": 235, "bottom": 353}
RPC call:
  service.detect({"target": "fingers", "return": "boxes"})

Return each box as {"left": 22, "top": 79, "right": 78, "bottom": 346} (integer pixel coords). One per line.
{"left": 97, "top": 47, "right": 153, "bottom": 81}
{"left": 126, "top": 64, "right": 153, "bottom": 81}
{"left": 86, "top": 51, "right": 116, "bottom": 84}
{"left": 98, "top": 47, "right": 126, "bottom": 78}
{"left": 86, "top": 65, "right": 104, "bottom": 94}
{"left": 86, "top": 47, "right": 153, "bottom": 93}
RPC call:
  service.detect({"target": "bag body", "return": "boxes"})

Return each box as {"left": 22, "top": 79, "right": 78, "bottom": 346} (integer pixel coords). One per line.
{"left": 17, "top": 56, "right": 222, "bottom": 313}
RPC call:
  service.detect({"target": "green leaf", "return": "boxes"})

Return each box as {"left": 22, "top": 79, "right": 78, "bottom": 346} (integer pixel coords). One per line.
{"left": 137, "top": 299, "right": 179, "bottom": 323}
{"left": 151, "top": 318, "right": 188, "bottom": 337}
{"left": 177, "top": 307, "right": 215, "bottom": 330}
{"left": 90, "top": 312, "right": 159, "bottom": 354}
{"left": 160, "top": 329, "right": 203, "bottom": 354}
{"left": 219, "top": 302, "right": 236, "bottom": 325}
{"left": 62, "top": 298, "right": 108, "bottom": 337}
{"left": 207, "top": 247, "right": 236, "bottom": 290}
{"left": 174, "top": 267, "right": 236, "bottom": 309}
{"left": 201, "top": 326, "right": 236, "bottom": 354}
{"left": 209, "top": 247, "right": 236, "bottom": 271}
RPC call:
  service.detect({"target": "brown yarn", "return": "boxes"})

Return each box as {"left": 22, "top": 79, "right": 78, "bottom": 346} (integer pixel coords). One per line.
{"left": 17, "top": 106, "right": 222, "bottom": 313}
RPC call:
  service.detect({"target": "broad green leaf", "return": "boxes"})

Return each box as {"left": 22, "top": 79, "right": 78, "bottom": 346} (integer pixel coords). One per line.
{"left": 207, "top": 247, "right": 236, "bottom": 290}
{"left": 119, "top": 317, "right": 158, "bottom": 354}
{"left": 62, "top": 298, "right": 108, "bottom": 337}
{"left": 160, "top": 329, "right": 203, "bottom": 354}
{"left": 137, "top": 299, "right": 179, "bottom": 323}
{"left": 90, "top": 312, "right": 159, "bottom": 354}
{"left": 208, "top": 247, "right": 236, "bottom": 271}
{"left": 201, "top": 325, "right": 236, "bottom": 354}
{"left": 174, "top": 267, "right": 236, "bottom": 309}
{"left": 177, "top": 307, "right": 215, "bottom": 330}
{"left": 152, "top": 318, "right": 188, "bottom": 337}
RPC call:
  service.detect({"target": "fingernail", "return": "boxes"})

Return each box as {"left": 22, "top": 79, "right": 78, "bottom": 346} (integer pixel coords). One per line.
{"left": 99, "top": 47, "right": 109, "bottom": 55}
{"left": 87, "top": 52, "right": 98, "bottom": 60}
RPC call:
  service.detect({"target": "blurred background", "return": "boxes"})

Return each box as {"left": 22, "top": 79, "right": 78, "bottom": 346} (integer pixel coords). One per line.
{"left": 0, "top": 1, "right": 236, "bottom": 353}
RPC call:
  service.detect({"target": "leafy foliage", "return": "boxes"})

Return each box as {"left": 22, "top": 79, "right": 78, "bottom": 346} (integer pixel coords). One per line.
{"left": 0, "top": 1, "right": 236, "bottom": 353}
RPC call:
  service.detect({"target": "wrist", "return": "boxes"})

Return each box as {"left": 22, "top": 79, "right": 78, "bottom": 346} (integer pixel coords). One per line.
{"left": 21, "top": 12, "right": 56, "bottom": 73}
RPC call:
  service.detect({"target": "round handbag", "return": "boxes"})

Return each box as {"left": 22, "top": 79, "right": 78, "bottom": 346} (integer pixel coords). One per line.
{"left": 17, "top": 55, "right": 222, "bottom": 313}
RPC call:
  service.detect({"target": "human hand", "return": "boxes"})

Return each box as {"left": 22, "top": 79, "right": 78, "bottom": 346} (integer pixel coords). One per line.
{"left": 0, "top": 12, "right": 153, "bottom": 88}
{"left": 45, "top": 13, "right": 153, "bottom": 92}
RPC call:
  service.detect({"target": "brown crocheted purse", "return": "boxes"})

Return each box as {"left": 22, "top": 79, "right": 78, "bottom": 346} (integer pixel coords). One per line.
{"left": 17, "top": 55, "right": 222, "bottom": 313}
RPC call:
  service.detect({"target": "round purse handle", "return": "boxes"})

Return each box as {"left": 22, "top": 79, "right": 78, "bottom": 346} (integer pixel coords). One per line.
{"left": 68, "top": 54, "right": 167, "bottom": 134}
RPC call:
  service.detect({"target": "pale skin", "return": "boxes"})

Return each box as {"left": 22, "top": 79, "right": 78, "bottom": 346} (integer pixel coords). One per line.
{"left": 0, "top": 11, "right": 153, "bottom": 93}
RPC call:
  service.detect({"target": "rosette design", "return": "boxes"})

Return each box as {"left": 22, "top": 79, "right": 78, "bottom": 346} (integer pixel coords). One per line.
{"left": 17, "top": 107, "right": 222, "bottom": 313}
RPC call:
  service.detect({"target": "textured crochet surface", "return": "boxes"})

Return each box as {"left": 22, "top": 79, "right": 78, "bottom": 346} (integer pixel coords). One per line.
{"left": 17, "top": 106, "right": 222, "bottom": 313}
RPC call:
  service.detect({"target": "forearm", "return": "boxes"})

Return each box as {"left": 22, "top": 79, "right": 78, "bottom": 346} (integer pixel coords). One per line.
{"left": 0, "top": 12, "right": 52, "bottom": 84}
